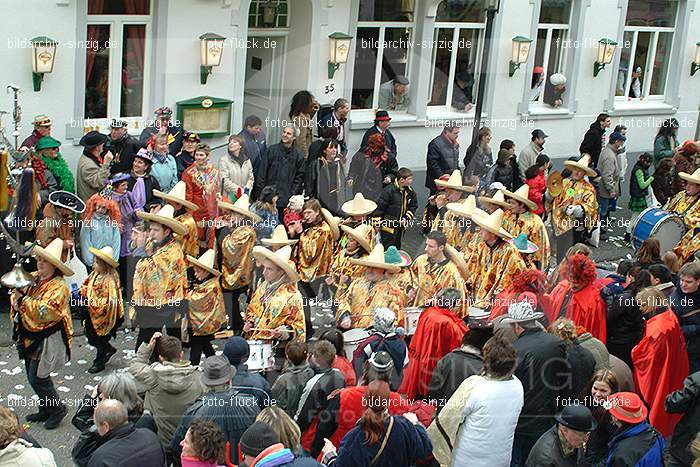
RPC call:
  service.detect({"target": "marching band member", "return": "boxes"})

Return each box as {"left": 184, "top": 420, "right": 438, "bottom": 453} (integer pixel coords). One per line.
{"left": 338, "top": 193, "right": 377, "bottom": 253}
{"left": 79, "top": 246, "right": 123, "bottom": 374}
{"left": 326, "top": 223, "right": 373, "bottom": 300}
{"left": 444, "top": 195, "right": 480, "bottom": 251}
{"left": 502, "top": 184, "right": 550, "bottom": 269}
{"left": 384, "top": 246, "right": 413, "bottom": 303}
{"left": 507, "top": 234, "right": 541, "bottom": 270}
{"left": 478, "top": 188, "right": 510, "bottom": 214}
{"left": 294, "top": 199, "right": 338, "bottom": 285}
{"left": 11, "top": 238, "right": 73, "bottom": 429}
{"left": 669, "top": 168, "right": 700, "bottom": 262}
{"left": 261, "top": 224, "right": 299, "bottom": 252}
{"left": 185, "top": 249, "right": 227, "bottom": 366}
{"left": 464, "top": 209, "right": 525, "bottom": 310}
{"left": 153, "top": 181, "right": 200, "bottom": 257}
{"left": 431, "top": 170, "right": 475, "bottom": 248}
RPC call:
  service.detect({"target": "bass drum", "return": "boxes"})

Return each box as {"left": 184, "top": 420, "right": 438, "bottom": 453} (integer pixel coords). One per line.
{"left": 343, "top": 328, "right": 371, "bottom": 360}
{"left": 631, "top": 207, "right": 685, "bottom": 253}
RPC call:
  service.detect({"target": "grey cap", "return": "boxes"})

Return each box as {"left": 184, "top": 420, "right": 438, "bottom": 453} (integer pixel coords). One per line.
{"left": 393, "top": 75, "right": 409, "bottom": 85}
{"left": 369, "top": 351, "right": 394, "bottom": 373}
{"left": 532, "top": 129, "right": 548, "bottom": 139}
{"left": 201, "top": 355, "right": 233, "bottom": 386}
{"left": 500, "top": 301, "right": 544, "bottom": 324}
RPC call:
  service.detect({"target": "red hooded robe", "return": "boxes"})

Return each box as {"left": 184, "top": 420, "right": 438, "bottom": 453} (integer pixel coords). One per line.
{"left": 549, "top": 278, "right": 608, "bottom": 344}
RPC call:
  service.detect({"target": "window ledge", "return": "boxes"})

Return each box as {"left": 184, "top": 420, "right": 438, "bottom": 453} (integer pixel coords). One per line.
{"left": 608, "top": 100, "right": 677, "bottom": 116}
{"left": 521, "top": 107, "right": 575, "bottom": 120}
{"left": 349, "top": 111, "right": 421, "bottom": 130}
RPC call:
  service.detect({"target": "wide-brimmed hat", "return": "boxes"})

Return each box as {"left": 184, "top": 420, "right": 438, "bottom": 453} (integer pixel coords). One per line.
{"left": 34, "top": 136, "right": 61, "bottom": 151}
{"left": 261, "top": 225, "right": 298, "bottom": 247}
{"left": 79, "top": 131, "right": 108, "bottom": 149}
{"left": 187, "top": 249, "right": 221, "bottom": 277}
{"left": 446, "top": 195, "right": 479, "bottom": 219}
{"left": 28, "top": 238, "right": 74, "bottom": 276}
{"left": 555, "top": 404, "right": 597, "bottom": 432}
{"left": 500, "top": 300, "right": 544, "bottom": 324}
{"left": 384, "top": 246, "right": 411, "bottom": 267}
{"left": 445, "top": 244, "right": 469, "bottom": 280}
{"left": 341, "top": 193, "right": 377, "bottom": 217}
{"left": 109, "top": 172, "right": 131, "bottom": 186}
{"left": 375, "top": 110, "right": 391, "bottom": 121}
{"left": 33, "top": 115, "right": 52, "bottom": 127}
{"left": 133, "top": 148, "right": 154, "bottom": 165}
{"left": 218, "top": 194, "right": 262, "bottom": 223}
{"left": 252, "top": 245, "right": 300, "bottom": 282}
{"left": 478, "top": 190, "right": 510, "bottom": 209}
{"left": 136, "top": 204, "right": 187, "bottom": 235}
{"left": 564, "top": 154, "right": 596, "bottom": 177}
{"left": 201, "top": 355, "right": 233, "bottom": 386}
{"left": 509, "top": 233, "right": 539, "bottom": 254}
{"left": 471, "top": 208, "right": 513, "bottom": 239}
{"left": 606, "top": 392, "right": 648, "bottom": 425}
{"left": 321, "top": 208, "right": 340, "bottom": 241}
{"left": 49, "top": 191, "right": 86, "bottom": 213}
{"left": 340, "top": 223, "right": 373, "bottom": 253}
{"left": 89, "top": 246, "right": 119, "bottom": 268}
{"left": 679, "top": 168, "right": 700, "bottom": 185}
{"left": 350, "top": 244, "right": 400, "bottom": 273}
{"left": 435, "top": 170, "right": 475, "bottom": 193}
{"left": 153, "top": 181, "right": 198, "bottom": 211}
{"left": 503, "top": 185, "right": 538, "bottom": 211}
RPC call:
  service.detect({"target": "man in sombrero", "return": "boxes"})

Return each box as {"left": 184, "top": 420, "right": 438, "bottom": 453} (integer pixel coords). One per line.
{"left": 337, "top": 193, "right": 376, "bottom": 255}
{"left": 668, "top": 168, "right": 700, "bottom": 263}
{"left": 261, "top": 225, "right": 299, "bottom": 252}
{"left": 502, "top": 184, "right": 550, "bottom": 269}
{"left": 551, "top": 154, "right": 598, "bottom": 261}
{"left": 336, "top": 244, "right": 406, "bottom": 329}
{"left": 36, "top": 190, "right": 86, "bottom": 261}
{"left": 444, "top": 194, "right": 480, "bottom": 251}
{"left": 430, "top": 170, "right": 476, "bottom": 248}
{"left": 154, "top": 180, "right": 200, "bottom": 258}
{"left": 464, "top": 208, "right": 525, "bottom": 310}
{"left": 132, "top": 204, "right": 188, "bottom": 348}
{"left": 327, "top": 222, "right": 373, "bottom": 300}
{"left": 11, "top": 238, "right": 74, "bottom": 429}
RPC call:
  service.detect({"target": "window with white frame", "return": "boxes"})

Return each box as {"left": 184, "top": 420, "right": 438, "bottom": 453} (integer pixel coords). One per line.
{"left": 529, "top": 0, "right": 572, "bottom": 108}
{"left": 84, "top": 0, "right": 151, "bottom": 120}
{"left": 616, "top": 0, "right": 677, "bottom": 101}
{"left": 351, "top": 0, "right": 415, "bottom": 110}
{"left": 428, "top": 0, "right": 485, "bottom": 113}
{"left": 248, "top": 0, "right": 289, "bottom": 29}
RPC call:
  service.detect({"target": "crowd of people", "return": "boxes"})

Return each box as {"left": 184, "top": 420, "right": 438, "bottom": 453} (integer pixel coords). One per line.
{"left": 1, "top": 91, "right": 700, "bottom": 467}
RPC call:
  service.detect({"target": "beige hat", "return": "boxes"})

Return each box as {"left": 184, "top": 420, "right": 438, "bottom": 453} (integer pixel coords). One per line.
{"left": 478, "top": 190, "right": 510, "bottom": 209}
{"left": 564, "top": 154, "right": 597, "bottom": 178}
{"left": 261, "top": 225, "right": 299, "bottom": 247}
{"left": 679, "top": 168, "right": 700, "bottom": 185}
{"left": 89, "top": 246, "right": 119, "bottom": 268}
{"left": 349, "top": 244, "right": 401, "bottom": 273}
{"left": 29, "top": 238, "right": 74, "bottom": 276}
{"left": 434, "top": 170, "right": 475, "bottom": 193}
{"left": 218, "top": 194, "right": 262, "bottom": 223}
{"left": 446, "top": 195, "right": 479, "bottom": 219}
{"left": 153, "top": 181, "right": 198, "bottom": 211}
{"left": 339, "top": 223, "right": 373, "bottom": 254}
{"left": 33, "top": 115, "right": 52, "bottom": 127}
{"left": 341, "top": 193, "right": 377, "bottom": 217}
{"left": 187, "top": 249, "right": 221, "bottom": 277}
{"left": 503, "top": 185, "right": 538, "bottom": 211}
{"left": 444, "top": 244, "right": 469, "bottom": 281}
{"left": 471, "top": 208, "right": 514, "bottom": 239}
{"left": 252, "top": 245, "right": 300, "bottom": 282}
{"left": 321, "top": 208, "right": 340, "bottom": 241}
{"left": 136, "top": 204, "right": 187, "bottom": 236}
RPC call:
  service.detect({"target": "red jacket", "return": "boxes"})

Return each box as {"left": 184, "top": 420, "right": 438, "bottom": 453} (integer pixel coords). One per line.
{"left": 525, "top": 171, "right": 546, "bottom": 215}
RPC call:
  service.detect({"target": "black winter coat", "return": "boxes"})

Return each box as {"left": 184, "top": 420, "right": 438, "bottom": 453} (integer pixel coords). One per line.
{"left": 348, "top": 150, "right": 398, "bottom": 202}
{"left": 295, "top": 367, "right": 345, "bottom": 433}
{"left": 604, "top": 287, "right": 645, "bottom": 347}
{"left": 425, "top": 134, "right": 460, "bottom": 191}
{"left": 373, "top": 181, "right": 417, "bottom": 230}
{"left": 254, "top": 142, "right": 306, "bottom": 209}
{"left": 579, "top": 122, "right": 606, "bottom": 166}
{"left": 104, "top": 134, "right": 141, "bottom": 175}
{"left": 86, "top": 423, "right": 166, "bottom": 467}
{"left": 561, "top": 342, "right": 596, "bottom": 402}
{"left": 671, "top": 288, "right": 700, "bottom": 361}
{"left": 666, "top": 371, "right": 700, "bottom": 465}
{"left": 427, "top": 347, "right": 483, "bottom": 407}
{"left": 360, "top": 125, "right": 397, "bottom": 156}
{"left": 525, "top": 425, "right": 583, "bottom": 467}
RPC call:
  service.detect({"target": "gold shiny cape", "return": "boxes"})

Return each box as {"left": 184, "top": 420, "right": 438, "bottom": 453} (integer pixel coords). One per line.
{"left": 328, "top": 248, "right": 365, "bottom": 300}
{"left": 410, "top": 255, "right": 468, "bottom": 317}
{"left": 666, "top": 191, "right": 700, "bottom": 229}
{"left": 386, "top": 268, "right": 413, "bottom": 306}
{"left": 464, "top": 238, "right": 526, "bottom": 309}
{"left": 336, "top": 277, "right": 406, "bottom": 328}
{"left": 551, "top": 178, "right": 598, "bottom": 236}
{"left": 434, "top": 210, "right": 476, "bottom": 251}
{"left": 188, "top": 277, "right": 227, "bottom": 336}
{"left": 132, "top": 238, "right": 188, "bottom": 309}
{"left": 176, "top": 212, "right": 199, "bottom": 258}
{"left": 11, "top": 275, "right": 73, "bottom": 354}
{"left": 221, "top": 225, "right": 256, "bottom": 290}
{"left": 245, "top": 280, "right": 306, "bottom": 341}
{"left": 503, "top": 210, "right": 551, "bottom": 268}
{"left": 294, "top": 222, "right": 334, "bottom": 282}
{"left": 79, "top": 269, "right": 123, "bottom": 336}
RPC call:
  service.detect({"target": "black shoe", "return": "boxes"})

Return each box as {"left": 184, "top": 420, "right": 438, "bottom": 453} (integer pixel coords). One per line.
{"left": 88, "top": 361, "right": 106, "bottom": 374}
{"left": 44, "top": 406, "right": 67, "bottom": 430}
{"left": 26, "top": 411, "right": 49, "bottom": 423}
{"left": 624, "top": 232, "right": 631, "bottom": 243}
{"left": 103, "top": 345, "right": 117, "bottom": 364}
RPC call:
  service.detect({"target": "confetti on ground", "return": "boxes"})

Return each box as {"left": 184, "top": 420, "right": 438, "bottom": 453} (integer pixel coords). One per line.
{"left": 215, "top": 350, "right": 223, "bottom": 356}
{"left": 84, "top": 385, "right": 95, "bottom": 392}
{"left": 77, "top": 360, "right": 87, "bottom": 365}
{"left": 56, "top": 386, "right": 70, "bottom": 393}
{"left": 64, "top": 375, "right": 74, "bottom": 380}
{"left": 50, "top": 372, "right": 58, "bottom": 377}
{"left": 8, "top": 367, "right": 22, "bottom": 375}
{"left": 13, "top": 384, "right": 24, "bottom": 390}
{"left": 93, "top": 376, "right": 102, "bottom": 381}
{"left": 0, "top": 361, "right": 7, "bottom": 365}
{"left": 7, "top": 394, "right": 22, "bottom": 402}
{"left": 64, "top": 362, "right": 71, "bottom": 366}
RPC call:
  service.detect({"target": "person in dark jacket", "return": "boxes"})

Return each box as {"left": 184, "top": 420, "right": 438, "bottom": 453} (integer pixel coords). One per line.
{"left": 348, "top": 132, "right": 399, "bottom": 202}
{"left": 579, "top": 113, "right": 611, "bottom": 167}
{"left": 253, "top": 125, "right": 306, "bottom": 217}
{"left": 372, "top": 168, "right": 417, "bottom": 248}
{"left": 127, "top": 148, "right": 162, "bottom": 209}
{"left": 104, "top": 119, "right": 141, "bottom": 175}
{"left": 317, "top": 98, "right": 350, "bottom": 156}
{"left": 505, "top": 301, "right": 568, "bottom": 466}
{"left": 488, "top": 147, "right": 518, "bottom": 191}
{"left": 138, "top": 106, "right": 183, "bottom": 156}
{"left": 651, "top": 158, "right": 674, "bottom": 206}
{"left": 548, "top": 318, "right": 596, "bottom": 403}
{"left": 603, "top": 392, "right": 666, "bottom": 466}
{"left": 239, "top": 115, "right": 268, "bottom": 177}
{"left": 666, "top": 371, "right": 700, "bottom": 467}
{"left": 542, "top": 73, "right": 567, "bottom": 108}
{"left": 271, "top": 340, "right": 315, "bottom": 419}
{"left": 240, "top": 421, "right": 322, "bottom": 467}
{"left": 87, "top": 399, "right": 166, "bottom": 467}
{"left": 304, "top": 138, "right": 346, "bottom": 216}
{"left": 223, "top": 337, "right": 273, "bottom": 408}
{"left": 671, "top": 262, "right": 700, "bottom": 374}
{"left": 425, "top": 125, "right": 461, "bottom": 193}
{"left": 174, "top": 131, "right": 199, "bottom": 179}
{"left": 360, "top": 110, "right": 397, "bottom": 157}
{"left": 525, "top": 404, "right": 597, "bottom": 467}
{"left": 463, "top": 126, "right": 493, "bottom": 183}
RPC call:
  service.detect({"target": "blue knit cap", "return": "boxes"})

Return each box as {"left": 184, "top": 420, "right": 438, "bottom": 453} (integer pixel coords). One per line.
{"left": 223, "top": 336, "right": 250, "bottom": 365}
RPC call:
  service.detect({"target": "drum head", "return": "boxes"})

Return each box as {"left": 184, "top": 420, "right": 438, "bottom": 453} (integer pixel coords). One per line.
{"left": 650, "top": 215, "right": 686, "bottom": 253}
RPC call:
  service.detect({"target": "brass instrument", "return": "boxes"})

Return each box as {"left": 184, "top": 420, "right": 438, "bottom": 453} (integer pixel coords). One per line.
{"left": 546, "top": 171, "right": 563, "bottom": 197}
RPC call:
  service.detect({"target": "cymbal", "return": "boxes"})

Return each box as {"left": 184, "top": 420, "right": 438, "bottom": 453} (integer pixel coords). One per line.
{"left": 547, "top": 171, "right": 563, "bottom": 197}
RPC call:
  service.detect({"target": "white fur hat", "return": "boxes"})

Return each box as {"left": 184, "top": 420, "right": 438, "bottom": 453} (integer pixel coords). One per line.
{"left": 549, "top": 73, "right": 567, "bottom": 86}
{"left": 287, "top": 195, "right": 305, "bottom": 211}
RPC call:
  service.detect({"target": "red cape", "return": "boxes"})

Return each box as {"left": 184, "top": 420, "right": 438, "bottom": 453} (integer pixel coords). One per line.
{"left": 399, "top": 306, "right": 468, "bottom": 399}
{"left": 549, "top": 279, "right": 607, "bottom": 344}
{"left": 632, "top": 309, "right": 689, "bottom": 438}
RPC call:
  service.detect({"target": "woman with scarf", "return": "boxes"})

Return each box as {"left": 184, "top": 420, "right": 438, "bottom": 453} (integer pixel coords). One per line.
{"left": 305, "top": 138, "right": 346, "bottom": 216}
{"left": 220, "top": 134, "right": 254, "bottom": 202}
{"left": 109, "top": 173, "right": 140, "bottom": 294}
{"left": 35, "top": 136, "right": 75, "bottom": 193}
{"left": 182, "top": 143, "right": 221, "bottom": 241}
{"left": 79, "top": 191, "right": 121, "bottom": 268}
{"left": 148, "top": 133, "right": 178, "bottom": 193}
{"left": 127, "top": 148, "right": 161, "bottom": 209}
{"left": 348, "top": 132, "right": 398, "bottom": 202}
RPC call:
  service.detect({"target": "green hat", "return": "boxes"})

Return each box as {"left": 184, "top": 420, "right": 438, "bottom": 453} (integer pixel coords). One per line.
{"left": 35, "top": 136, "right": 61, "bottom": 151}
{"left": 508, "top": 233, "right": 538, "bottom": 254}
{"left": 384, "top": 246, "right": 411, "bottom": 267}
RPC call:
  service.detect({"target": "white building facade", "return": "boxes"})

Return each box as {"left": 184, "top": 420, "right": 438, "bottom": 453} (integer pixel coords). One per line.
{"left": 1, "top": 0, "right": 698, "bottom": 171}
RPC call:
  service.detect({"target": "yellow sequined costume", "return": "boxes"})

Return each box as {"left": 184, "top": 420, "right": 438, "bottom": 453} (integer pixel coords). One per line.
{"left": 503, "top": 210, "right": 551, "bottom": 268}
{"left": 294, "top": 222, "right": 335, "bottom": 282}
{"left": 245, "top": 280, "right": 306, "bottom": 341}
{"left": 176, "top": 212, "right": 199, "bottom": 258}
{"left": 188, "top": 277, "right": 227, "bottom": 336}
{"left": 410, "top": 255, "right": 468, "bottom": 317}
{"left": 336, "top": 277, "right": 406, "bottom": 328}
{"left": 464, "top": 239, "right": 526, "bottom": 309}
{"left": 221, "top": 225, "right": 256, "bottom": 290}
{"left": 79, "top": 269, "right": 123, "bottom": 336}
{"left": 386, "top": 268, "right": 413, "bottom": 307}
{"left": 433, "top": 209, "right": 476, "bottom": 251}
{"left": 667, "top": 191, "right": 700, "bottom": 262}
{"left": 132, "top": 238, "right": 188, "bottom": 316}
{"left": 552, "top": 178, "right": 598, "bottom": 236}
{"left": 328, "top": 248, "right": 366, "bottom": 300}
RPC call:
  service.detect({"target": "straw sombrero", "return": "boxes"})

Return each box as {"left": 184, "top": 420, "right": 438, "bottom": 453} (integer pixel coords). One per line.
{"left": 136, "top": 204, "right": 187, "bottom": 236}
{"left": 434, "top": 170, "right": 475, "bottom": 193}
{"left": 679, "top": 168, "right": 700, "bottom": 185}
{"left": 341, "top": 193, "right": 378, "bottom": 217}
{"left": 508, "top": 233, "right": 539, "bottom": 254}
{"left": 564, "top": 154, "right": 597, "bottom": 178}
{"left": 503, "top": 185, "right": 538, "bottom": 211}
{"left": 446, "top": 195, "right": 479, "bottom": 219}
{"left": 321, "top": 208, "right": 340, "bottom": 241}
{"left": 153, "top": 181, "right": 198, "bottom": 211}
{"left": 89, "top": 246, "right": 119, "bottom": 268}
{"left": 252, "top": 245, "right": 300, "bottom": 282}
{"left": 340, "top": 223, "right": 373, "bottom": 253}
{"left": 478, "top": 190, "right": 510, "bottom": 209}
{"left": 218, "top": 194, "right": 262, "bottom": 223}
{"left": 261, "top": 225, "right": 299, "bottom": 247}
{"left": 445, "top": 244, "right": 469, "bottom": 280}
{"left": 349, "top": 244, "right": 401, "bottom": 273}
{"left": 471, "top": 208, "right": 513, "bottom": 239}
{"left": 28, "top": 238, "right": 74, "bottom": 276}
{"left": 186, "top": 249, "right": 221, "bottom": 277}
